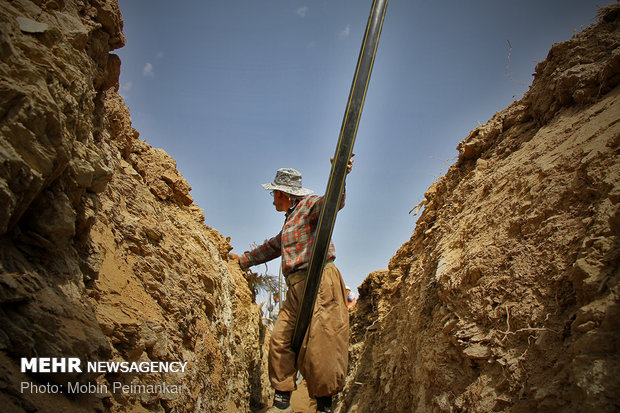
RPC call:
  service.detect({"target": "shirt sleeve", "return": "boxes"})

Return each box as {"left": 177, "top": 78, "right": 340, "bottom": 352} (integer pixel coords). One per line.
{"left": 239, "top": 232, "right": 282, "bottom": 269}
{"left": 312, "top": 184, "right": 346, "bottom": 212}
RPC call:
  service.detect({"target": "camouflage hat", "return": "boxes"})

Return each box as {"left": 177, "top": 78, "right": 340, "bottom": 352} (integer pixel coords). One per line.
{"left": 262, "top": 168, "right": 313, "bottom": 197}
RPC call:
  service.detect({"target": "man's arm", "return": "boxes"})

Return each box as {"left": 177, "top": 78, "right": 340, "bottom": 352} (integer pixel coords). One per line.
{"left": 231, "top": 232, "right": 282, "bottom": 269}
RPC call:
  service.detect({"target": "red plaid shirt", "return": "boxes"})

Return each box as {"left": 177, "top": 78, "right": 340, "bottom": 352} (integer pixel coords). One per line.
{"left": 239, "top": 192, "right": 345, "bottom": 276}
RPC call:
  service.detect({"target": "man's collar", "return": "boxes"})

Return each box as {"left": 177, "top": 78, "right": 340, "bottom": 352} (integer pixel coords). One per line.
{"left": 285, "top": 198, "right": 302, "bottom": 217}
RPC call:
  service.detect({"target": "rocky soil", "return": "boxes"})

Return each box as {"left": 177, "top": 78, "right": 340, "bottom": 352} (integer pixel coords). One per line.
{"left": 341, "top": 4, "right": 620, "bottom": 412}
{"left": 1, "top": 1, "right": 619, "bottom": 412}
{"left": 0, "top": 0, "right": 269, "bottom": 412}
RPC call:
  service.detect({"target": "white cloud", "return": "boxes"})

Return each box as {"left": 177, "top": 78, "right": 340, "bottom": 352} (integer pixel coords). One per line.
{"left": 296, "top": 6, "right": 308, "bottom": 17}
{"left": 156, "top": 51, "right": 164, "bottom": 59}
{"left": 120, "top": 81, "right": 133, "bottom": 92}
{"left": 143, "top": 62, "right": 154, "bottom": 76}
{"left": 119, "top": 81, "right": 132, "bottom": 98}
{"left": 340, "top": 24, "right": 351, "bottom": 39}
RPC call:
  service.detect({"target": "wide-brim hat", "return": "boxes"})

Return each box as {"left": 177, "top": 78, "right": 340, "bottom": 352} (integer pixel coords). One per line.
{"left": 262, "top": 168, "right": 313, "bottom": 197}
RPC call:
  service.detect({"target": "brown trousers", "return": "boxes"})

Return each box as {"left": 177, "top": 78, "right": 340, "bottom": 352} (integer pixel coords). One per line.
{"left": 268, "top": 263, "right": 349, "bottom": 399}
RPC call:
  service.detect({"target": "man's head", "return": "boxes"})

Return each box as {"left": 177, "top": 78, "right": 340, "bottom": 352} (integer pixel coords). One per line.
{"left": 263, "top": 168, "right": 313, "bottom": 212}
{"left": 272, "top": 190, "right": 293, "bottom": 211}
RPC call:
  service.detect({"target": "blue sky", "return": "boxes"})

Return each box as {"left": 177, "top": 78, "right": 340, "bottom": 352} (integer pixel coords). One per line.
{"left": 116, "top": 0, "right": 611, "bottom": 297}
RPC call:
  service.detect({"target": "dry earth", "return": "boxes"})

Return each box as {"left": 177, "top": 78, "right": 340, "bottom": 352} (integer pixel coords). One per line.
{"left": 0, "top": 1, "right": 618, "bottom": 412}
{"left": 340, "top": 4, "right": 620, "bottom": 412}
{"left": 0, "top": 0, "right": 269, "bottom": 411}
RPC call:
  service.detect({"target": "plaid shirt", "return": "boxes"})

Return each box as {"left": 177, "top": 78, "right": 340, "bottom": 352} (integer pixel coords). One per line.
{"left": 239, "top": 191, "right": 345, "bottom": 276}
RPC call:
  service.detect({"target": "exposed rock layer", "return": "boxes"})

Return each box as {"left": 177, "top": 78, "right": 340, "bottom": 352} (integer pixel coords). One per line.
{"left": 0, "top": 1, "right": 267, "bottom": 412}
{"left": 2, "top": 1, "right": 620, "bottom": 412}
{"left": 341, "top": 4, "right": 620, "bottom": 412}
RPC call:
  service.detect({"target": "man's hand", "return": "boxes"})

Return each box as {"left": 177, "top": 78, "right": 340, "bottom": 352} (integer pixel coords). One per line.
{"left": 330, "top": 152, "right": 355, "bottom": 174}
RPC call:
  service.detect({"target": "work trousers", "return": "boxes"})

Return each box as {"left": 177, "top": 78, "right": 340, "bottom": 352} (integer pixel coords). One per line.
{"left": 268, "top": 263, "right": 349, "bottom": 399}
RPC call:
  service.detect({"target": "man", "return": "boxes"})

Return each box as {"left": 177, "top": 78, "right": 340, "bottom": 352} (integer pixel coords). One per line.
{"left": 267, "top": 292, "right": 280, "bottom": 324}
{"left": 229, "top": 161, "right": 352, "bottom": 413}
{"left": 346, "top": 286, "right": 357, "bottom": 309}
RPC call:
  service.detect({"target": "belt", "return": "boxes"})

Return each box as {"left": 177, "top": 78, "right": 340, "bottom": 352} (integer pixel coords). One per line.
{"left": 285, "top": 260, "right": 335, "bottom": 288}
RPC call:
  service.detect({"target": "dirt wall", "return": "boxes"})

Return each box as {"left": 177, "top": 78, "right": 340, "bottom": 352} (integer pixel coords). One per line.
{"left": 0, "top": 1, "right": 267, "bottom": 411}
{"left": 2, "top": 1, "right": 619, "bottom": 412}
{"left": 341, "top": 4, "right": 620, "bottom": 412}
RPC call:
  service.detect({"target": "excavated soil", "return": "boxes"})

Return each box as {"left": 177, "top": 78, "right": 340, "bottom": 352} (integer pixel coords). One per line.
{"left": 0, "top": 1, "right": 618, "bottom": 412}
{"left": 340, "top": 4, "right": 620, "bottom": 412}
{"left": 0, "top": 1, "right": 269, "bottom": 411}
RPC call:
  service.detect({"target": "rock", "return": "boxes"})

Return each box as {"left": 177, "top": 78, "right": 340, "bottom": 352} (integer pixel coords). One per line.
{"left": 571, "top": 257, "right": 606, "bottom": 303}
{"left": 22, "top": 189, "right": 76, "bottom": 250}
{"left": 16, "top": 17, "right": 48, "bottom": 34}
{"left": 463, "top": 343, "right": 491, "bottom": 360}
